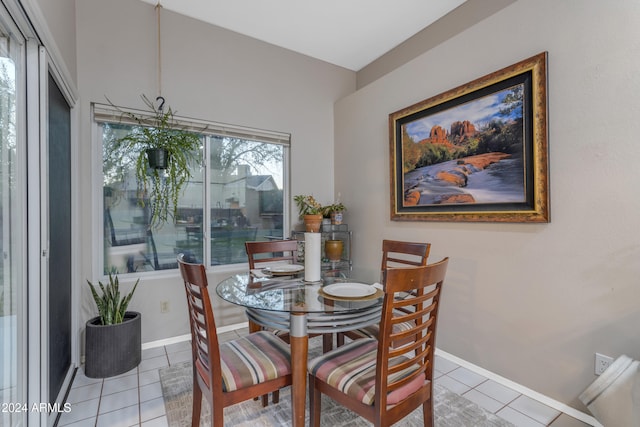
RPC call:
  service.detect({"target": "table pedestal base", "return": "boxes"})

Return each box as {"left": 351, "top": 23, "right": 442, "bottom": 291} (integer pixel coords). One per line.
{"left": 290, "top": 313, "right": 308, "bottom": 427}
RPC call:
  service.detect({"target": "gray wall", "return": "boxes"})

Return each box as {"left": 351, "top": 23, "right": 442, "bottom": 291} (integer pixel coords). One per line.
{"left": 39, "top": 0, "right": 640, "bottom": 413}
{"left": 337, "top": 0, "right": 640, "bottom": 410}
{"left": 32, "top": 0, "right": 77, "bottom": 83}
{"left": 75, "top": 0, "right": 355, "bottom": 342}
{"left": 357, "top": 0, "right": 516, "bottom": 89}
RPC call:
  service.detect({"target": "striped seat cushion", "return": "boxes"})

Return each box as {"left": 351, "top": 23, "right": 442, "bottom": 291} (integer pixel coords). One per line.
{"left": 219, "top": 331, "right": 291, "bottom": 392}
{"left": 308, "top": 338, "right": 425, "bottom": 406}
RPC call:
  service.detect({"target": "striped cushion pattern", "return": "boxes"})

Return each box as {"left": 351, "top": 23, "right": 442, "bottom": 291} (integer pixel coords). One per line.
{"left": 308, "top": 338, "right": 423, "bottom": 405}
{"left": 220, "top": 331, "right": 291, "bottom": 392}
{"left": 348, "top": 320, "right": 414, "bottom": 339}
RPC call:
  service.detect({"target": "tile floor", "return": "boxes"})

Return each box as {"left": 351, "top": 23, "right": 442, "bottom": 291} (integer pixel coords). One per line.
{"left": 57, "top": 328, "right": 594, "bottom": 427}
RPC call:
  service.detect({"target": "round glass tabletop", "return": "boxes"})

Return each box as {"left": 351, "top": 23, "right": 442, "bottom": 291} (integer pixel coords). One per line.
{"left": 215, "top": 272, "right": 383, "bottom": 314}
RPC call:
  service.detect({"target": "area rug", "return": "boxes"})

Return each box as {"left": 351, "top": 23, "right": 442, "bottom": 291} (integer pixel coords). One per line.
{"left": 160, "top": 349, "right": 515, "bottom": 427}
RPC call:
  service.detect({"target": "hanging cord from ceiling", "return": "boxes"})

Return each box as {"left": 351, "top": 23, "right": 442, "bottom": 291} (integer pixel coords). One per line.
{"left": 155, "top": 2, "right": 165, "bottom": 111}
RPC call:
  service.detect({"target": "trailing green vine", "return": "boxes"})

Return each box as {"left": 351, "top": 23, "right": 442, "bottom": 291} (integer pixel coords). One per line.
{"left": 108, "top": 95, "right": 203, "bottom": 229}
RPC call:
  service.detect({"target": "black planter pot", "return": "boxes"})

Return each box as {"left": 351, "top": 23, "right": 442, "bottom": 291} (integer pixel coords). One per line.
{"left": 146, "top": 148, "right": 169, "bottom": 169}
{"left": 85, "top": 311, "right": 142, "bottom": 378}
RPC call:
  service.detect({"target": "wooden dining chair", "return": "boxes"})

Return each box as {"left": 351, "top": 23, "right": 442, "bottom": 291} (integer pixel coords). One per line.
{"left": 245, "top": 239, "right": 333, "bottom": 353}
{"left": 336, "top": 239, "right": 430, "bottom": 346}
{"left": 177, "top": 254, "right": 293, "bottom": 427}
{"left": 244, "top": 239, "right": 299, "bottom": 333}
{"left": 245, "top": 239, "right": 299, "bottom": 271}
{"left": 308, "top": 258, "right": 449, "bottom": 427}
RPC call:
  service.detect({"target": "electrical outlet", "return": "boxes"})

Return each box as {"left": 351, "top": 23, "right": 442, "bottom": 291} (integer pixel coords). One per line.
{"left": 595, "top": 353, "right": 613, "bottom": 375}
{"left": 160, "top": 301, "right": 170, "bottom": 313}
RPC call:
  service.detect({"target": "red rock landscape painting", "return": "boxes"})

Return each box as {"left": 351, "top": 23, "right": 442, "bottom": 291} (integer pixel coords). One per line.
{"left": 401, "top": 84, "right": 525, "bottom": 207}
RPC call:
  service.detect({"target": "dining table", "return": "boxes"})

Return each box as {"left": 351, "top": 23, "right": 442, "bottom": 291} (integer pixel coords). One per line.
{"left": 216, "top": 266, "right": 384, "bottom": 427}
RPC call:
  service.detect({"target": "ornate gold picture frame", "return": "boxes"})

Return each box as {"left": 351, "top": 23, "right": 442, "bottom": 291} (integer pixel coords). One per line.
{"left": 389, "top": 52, "right": 549, "bottom": 223}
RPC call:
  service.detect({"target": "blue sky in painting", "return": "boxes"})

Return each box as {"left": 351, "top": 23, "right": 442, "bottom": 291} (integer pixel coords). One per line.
{"left": 405, "top": 84, "right": 523, "bottom": 142}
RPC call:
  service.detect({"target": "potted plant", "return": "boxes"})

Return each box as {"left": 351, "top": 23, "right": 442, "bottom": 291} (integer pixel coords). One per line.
{"left": 85, "top": 273, "right": 141, "bottom": 378}
{"left": 108, "top": 95, "right": 203, "bottom": 230}
{"left": 325, "top": 201, "right": 346, "bottom": 225}
{"left": 294, "top": 194, "right": 324, "bottom": 232}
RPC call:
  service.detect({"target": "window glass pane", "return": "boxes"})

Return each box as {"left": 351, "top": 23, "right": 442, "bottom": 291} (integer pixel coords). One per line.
{"left": 102, "top": 122, "right": 150, "bottom": 273}
{"left": 174, "top": 151, "right": 204, "bottom": 265}
{"left": 0, "top": 32, "right": 22, "bottom": 427}
{"left": 209, "top": 135, "right": 284, "bottom": 266}
{"left": 100, "top": 118, "right": 286, "bottom": 273}
{"left": 102, "top": 122, "right": 203, "bottom": 273}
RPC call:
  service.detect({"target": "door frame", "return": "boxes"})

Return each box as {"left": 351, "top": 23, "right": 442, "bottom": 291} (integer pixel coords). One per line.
{"left": 4, "top": 1, "right": 80, "bottom": 426}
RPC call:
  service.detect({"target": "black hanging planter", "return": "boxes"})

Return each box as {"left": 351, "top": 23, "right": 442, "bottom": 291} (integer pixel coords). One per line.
{"left": 146, "top": 148, "right": 169, "bottom": 169}
{"left": 84, "top": 311, "right": 142, "bottom": 378}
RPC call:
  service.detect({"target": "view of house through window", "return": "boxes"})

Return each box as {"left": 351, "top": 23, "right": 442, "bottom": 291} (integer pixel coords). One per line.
{"left": 98, "top": 112, "right": 288, "bottom": 274}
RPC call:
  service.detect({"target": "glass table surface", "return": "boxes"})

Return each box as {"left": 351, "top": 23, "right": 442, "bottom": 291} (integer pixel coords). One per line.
{"left": 215, "top": 272, "right": 383, "bottom": 314}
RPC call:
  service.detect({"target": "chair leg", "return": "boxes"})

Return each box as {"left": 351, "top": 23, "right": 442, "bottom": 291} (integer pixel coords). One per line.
{"left": 261, "top": 390, "right": 282, "bottom": 406}
{"left": 192, "top": 380, "right": 202, "bottom": 427}
{"left": 203, "top": 391, "right": 223, "bottom": 427}
{"left": 423, "top": 397, "right": 434, "bottom": 427}
{"left": 322, "top": 333, "right": 333, "bottom": 352}
{"left": 309, "top": 375, "right": 321, "bottom": 427}
{"left": 336, "top": 332, "right": 345, "bottom": 347}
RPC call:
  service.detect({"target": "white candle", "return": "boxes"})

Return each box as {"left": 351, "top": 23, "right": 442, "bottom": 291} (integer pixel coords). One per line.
{"left": 304, "top": 232, "right": 321, "bottom": 282}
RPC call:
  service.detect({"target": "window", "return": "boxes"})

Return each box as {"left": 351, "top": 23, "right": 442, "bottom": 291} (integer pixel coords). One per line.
{"left": 95, "top": 104, "right": 289, "bottom": 274}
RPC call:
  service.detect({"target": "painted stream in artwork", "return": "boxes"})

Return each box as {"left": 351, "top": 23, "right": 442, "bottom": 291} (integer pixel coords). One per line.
{"left": 403, "top": 156, "right": 525, "bottom": 205}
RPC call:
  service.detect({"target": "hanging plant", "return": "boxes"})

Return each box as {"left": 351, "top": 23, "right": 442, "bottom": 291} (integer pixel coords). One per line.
{"left": 108, "top": 94, "right": 203, "bottom": 230}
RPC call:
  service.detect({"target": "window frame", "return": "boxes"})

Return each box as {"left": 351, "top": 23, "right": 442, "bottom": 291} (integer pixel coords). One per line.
{"left": 92, "top": 102, "right": 291, "bottom": 277}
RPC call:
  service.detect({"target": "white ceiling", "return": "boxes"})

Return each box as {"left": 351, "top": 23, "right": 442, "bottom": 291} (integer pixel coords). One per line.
{"left": 138, "top": 0, "right": 467, "bottom": 71}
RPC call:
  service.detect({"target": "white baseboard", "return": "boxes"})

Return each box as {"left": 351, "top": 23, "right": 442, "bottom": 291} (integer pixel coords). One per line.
{"left": 141, "top": 322, "right": 249, "bottom": 350}
{"left": 435, "top": 348, "right": 601, "bottom": 427}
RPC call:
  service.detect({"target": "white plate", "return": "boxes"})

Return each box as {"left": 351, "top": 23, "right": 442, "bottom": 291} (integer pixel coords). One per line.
{"left": 265, "top": 264, "right": 304, "bottom": 275}
{"left": 322, "top": 282, "right": 376, "bottom": 298}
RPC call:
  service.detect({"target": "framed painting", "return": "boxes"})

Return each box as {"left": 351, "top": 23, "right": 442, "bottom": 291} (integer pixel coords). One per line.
{"left": 389, "top": 52, "right": 549, "bottom": 223}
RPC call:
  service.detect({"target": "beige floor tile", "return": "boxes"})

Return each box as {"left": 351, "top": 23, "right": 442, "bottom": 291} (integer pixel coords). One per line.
{"left": 548, "top": 413, "right": 594, "bottom": 427}
{"left": 509, "top": 395, "right": 561, "bottom": 425}
{"left": 447, "top": 366, "right": 488, "bottom": 388}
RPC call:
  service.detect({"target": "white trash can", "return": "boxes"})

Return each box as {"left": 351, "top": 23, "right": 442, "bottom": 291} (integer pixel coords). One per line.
{"left": 579, "top": 355, "right": 640, "bottom": 427}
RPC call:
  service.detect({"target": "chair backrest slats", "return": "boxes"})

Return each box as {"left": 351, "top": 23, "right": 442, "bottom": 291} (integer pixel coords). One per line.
{"left": 385, "top": 256, "right": 424, "bottom": 266}
{"left": 178, "top": 253, "right": 222, "bottom": 393}
{"left": 381, "top": 240, "right": 431, "bottom": 270}
{"left": 380, "top": 240, "right": 430, "bottom": 289}
{"left": 387, "top": 365, "right": 427, "bottom": 393}
{"left": 245, "top": 240, "right": 299, "bottom": 269}
{"left": 388, "top": 331, "right": 431, "bottom": 360}
{"left": 375, "top": 257, "right": 449, "bottom": 409}
{"left": 391, "top": 319, "right": 433, "bottom": 343}
{"left": 394, "top": 287, "right": 439, "bottom": 308}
